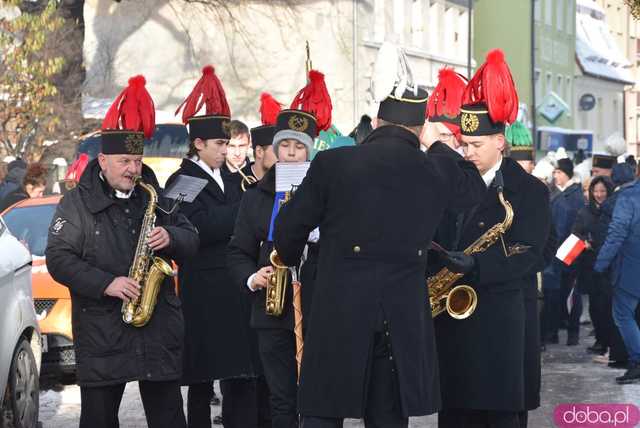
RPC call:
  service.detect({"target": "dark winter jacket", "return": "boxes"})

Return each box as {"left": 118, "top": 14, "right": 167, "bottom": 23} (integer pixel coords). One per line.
{"left": 0, "top": 187, "right": 28, "bottom": 212}
{"left": 273, "top": 125, "right": 486, "bottom": 418}
{"left": 595, "top": 179, "right": 640, "bottom": 298}
{"left": 166, "top": 158, "right": 260, "bottom": 383}
{"left": 45, "top": 159, "right": 199, "bottom": 386}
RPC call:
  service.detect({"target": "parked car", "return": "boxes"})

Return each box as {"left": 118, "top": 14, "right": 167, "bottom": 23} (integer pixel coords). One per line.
{"left": 76, "top": 123, "right": 189, "bottom": 187}
{"left": 0, "top": 216, "right": 41, "bottom": 428}
{"left": 1, "top": 196, "right": 74, "bottom": 382}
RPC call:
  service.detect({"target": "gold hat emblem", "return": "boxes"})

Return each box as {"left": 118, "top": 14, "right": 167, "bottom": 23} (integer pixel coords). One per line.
{"left": 461, "top": 112, "right": 480, "bottom": 134}
{"left": 125, "top": 133, "right": 144, "bottom": 154}
{"left": 288, "top": 114, "right": 309, "bottom": 133}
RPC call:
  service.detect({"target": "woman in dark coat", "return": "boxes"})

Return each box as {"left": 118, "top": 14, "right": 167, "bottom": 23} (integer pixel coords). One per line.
{"left": 572, "top": 176, "right": 614, "bottom": 356}
{"left": 0, "top": 163, "right": 47, "bottom": 212}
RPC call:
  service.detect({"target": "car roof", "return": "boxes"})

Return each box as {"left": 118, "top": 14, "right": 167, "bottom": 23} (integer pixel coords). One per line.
{"left": 78, "top": 122, "right": 186, "bottom": 140}
{"left": 0, "top": 195, "right": 61, "bottom": 215}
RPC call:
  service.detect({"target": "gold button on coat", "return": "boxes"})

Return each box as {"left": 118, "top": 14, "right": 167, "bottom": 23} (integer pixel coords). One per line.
{"left": 478, "top": 222, "right": 485, "bottom": 228}
{"left": 353, "top": 246, "right": 361, "bottom": 253}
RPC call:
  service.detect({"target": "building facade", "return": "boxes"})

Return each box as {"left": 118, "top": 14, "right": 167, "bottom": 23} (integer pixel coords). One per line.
{"left": 575, "top": 0, "right": 634, "bottom": 154}
{"left": 594, "top": 0, "right": 640, "bottom": 155}
{"left": 82, "top": 0, "right": 472, "bottom": 134}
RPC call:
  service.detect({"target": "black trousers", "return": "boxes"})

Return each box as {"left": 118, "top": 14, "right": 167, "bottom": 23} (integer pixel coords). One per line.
{"left": 187, "top": 378, "right": 270, "bottom": 428}
{"left": 79, "top": 380, "right": 186, "bottom": 428}
{"left": 438, "top": 409, "right": 522, "bottom": 428}
{"left": 301, "top": 332, "right": 408, "bottom": 428}
{"left": 257, "top": 328, "right": 299, "bottom": 428}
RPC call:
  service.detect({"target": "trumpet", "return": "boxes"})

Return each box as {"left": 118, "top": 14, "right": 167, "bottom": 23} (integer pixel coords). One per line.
{"left": 230, "top": 161, "right": 257, "bottom": 191}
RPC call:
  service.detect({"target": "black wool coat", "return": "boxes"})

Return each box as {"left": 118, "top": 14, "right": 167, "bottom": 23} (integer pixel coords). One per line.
{"left": 45, "top": 159, "right": 199, "bottom": 386}
{"left": 273, "top": 125, "right": 487, "bottom": 418}
{"left": 434, "top": 157, "right": 551, "bottom": 412}
{"left": 166, "top": 159, "right": 260, "bottom": 384}
{"left": 227, "top": 166, "right": 318, "bottom": 331}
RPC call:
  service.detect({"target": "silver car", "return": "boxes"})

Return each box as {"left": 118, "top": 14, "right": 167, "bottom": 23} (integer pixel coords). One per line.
{"left": 0, "top": 216, "right": 41, "bottom": 428}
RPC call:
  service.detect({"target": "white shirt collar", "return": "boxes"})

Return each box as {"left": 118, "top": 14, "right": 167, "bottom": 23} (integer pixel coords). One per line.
{"left": 189, "top": 156, "right": 224, "bottom": 193}
{"left": 481, "top": 157, "right": 503, "bottom": 188}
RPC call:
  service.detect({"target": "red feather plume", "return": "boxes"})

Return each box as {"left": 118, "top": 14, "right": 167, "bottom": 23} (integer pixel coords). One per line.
{"left": 290, "top": 70, "right": 333, "bottom": 131}
{"left": 260, "top": 93, "right": 282, "bottom": 125}
{"left": 101, "top": 75, "right": 156, "bottom": 138}
{"left": 65, "top": 153, "right": 89, "bottom": 182}
{"left": 175, "top": 65, "right": 231, "bottom": 124}
{"left": 427, "top": 67, "right": 467, "bottom": 119}
{"left": 462, "top": 49, "right": 519, "bottom": 125}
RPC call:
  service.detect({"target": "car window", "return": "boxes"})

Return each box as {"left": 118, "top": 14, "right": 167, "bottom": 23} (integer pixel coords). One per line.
{"left": 3, "top": 204, "right": 57, "bottom": 257}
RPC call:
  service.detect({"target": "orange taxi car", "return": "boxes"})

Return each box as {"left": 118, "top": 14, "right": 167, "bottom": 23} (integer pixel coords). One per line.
{"left": 1, "top": 195, "right": 75, "bottom": 380}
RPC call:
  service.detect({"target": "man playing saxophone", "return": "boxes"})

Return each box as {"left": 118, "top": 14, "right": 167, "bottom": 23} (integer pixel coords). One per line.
{"left": 433, "top": 50, "right": 551, "bottom": 428}
{"left": 45, "top": 76, "right": 198, "bottom": 428}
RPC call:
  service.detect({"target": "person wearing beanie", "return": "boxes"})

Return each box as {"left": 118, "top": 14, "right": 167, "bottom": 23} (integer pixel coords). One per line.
{"left": 553, "top": 158, "right": 574, "bottom": 189}
{"left": 271, "top": 42, "right": 486, "bottom": 427}
{"left": 431, "top": 49, "right": 551, "bottom": 428}
{"left": 227, "top": 76, "right": 329, "bottom": 428}
{"left": 45, "top": 76, "right": 198, "bottom": 428}
{"left": 167, "top": 65, "right": 269, "bottom": 428}
{"left": 542, "top": 155, "right": 585, "bottom": 353}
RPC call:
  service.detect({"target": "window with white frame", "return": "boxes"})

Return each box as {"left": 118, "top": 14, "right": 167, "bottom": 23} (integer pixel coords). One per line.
{"left": 545, "top": 0, "right": 552, "bottom": 26}
{"left": 567, "top": 0, "right": 574, "bottom": 35}
{"left": 556, "top": 0, "right": 564, "bottom": 32}
{"left": 534, "top": 0, "right": 541, "bottom": 22}
{"left": 556, "top": 75, "right": 562, "bottom": 96}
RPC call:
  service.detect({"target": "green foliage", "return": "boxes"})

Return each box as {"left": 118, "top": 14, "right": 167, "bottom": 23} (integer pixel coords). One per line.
{"left": 0, "top": 0, "right": 65, "bottom": 158}
{"left": 625, "top": 0, "right": 640, "bottom": 19}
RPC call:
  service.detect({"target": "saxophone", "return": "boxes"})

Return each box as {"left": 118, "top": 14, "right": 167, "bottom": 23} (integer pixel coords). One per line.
{"left": 428, "top": 172, "right": 514, "bottom": 319}
{"left": 122, "top": 177, "right": 176, "bottom": 327}
{"left": 266, "top": 191, "right": 293, "bottom": 316}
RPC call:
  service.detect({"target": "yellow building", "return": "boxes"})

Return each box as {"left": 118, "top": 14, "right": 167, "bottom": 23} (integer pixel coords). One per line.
{"left": 595, "top": 0, "right": 640, "bottom": 156}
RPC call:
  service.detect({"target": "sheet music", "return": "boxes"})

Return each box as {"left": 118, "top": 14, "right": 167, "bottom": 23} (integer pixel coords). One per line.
{"left": 163, "top": 175, "right": 208, "bottom": 203}
{"left": 276, "top": 162, "right": 311, "bottom": 192}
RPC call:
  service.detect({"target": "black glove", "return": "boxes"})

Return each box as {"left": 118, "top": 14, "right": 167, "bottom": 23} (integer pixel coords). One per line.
{"left": 443, "top": 251, "right": 476, "bottom": 274}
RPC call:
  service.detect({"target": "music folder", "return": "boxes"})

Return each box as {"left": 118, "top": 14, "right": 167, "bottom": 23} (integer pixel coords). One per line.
{"left": 163, "top": 175, "right": 208, "bottom": 203}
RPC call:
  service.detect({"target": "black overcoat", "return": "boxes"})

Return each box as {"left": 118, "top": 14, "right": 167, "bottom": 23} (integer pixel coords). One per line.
{"left": 434, "top": 157, "right": 550, "bottom": 412}
{"left": 227, "top": 167, "right": 317, "bottom": 331}
{"left": 45, "top": 159, "right": 199, "bottom": 386}
{"left": 273, "top": 125, "right": 486, "bottom": 418}
{"left": 166, "top": 159, "right": 260, "bottom": 384}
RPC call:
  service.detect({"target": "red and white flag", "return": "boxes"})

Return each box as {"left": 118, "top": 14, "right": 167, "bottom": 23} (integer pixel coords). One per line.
{"left": 556, "top": 234, "right": 587, "bottom": 266}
